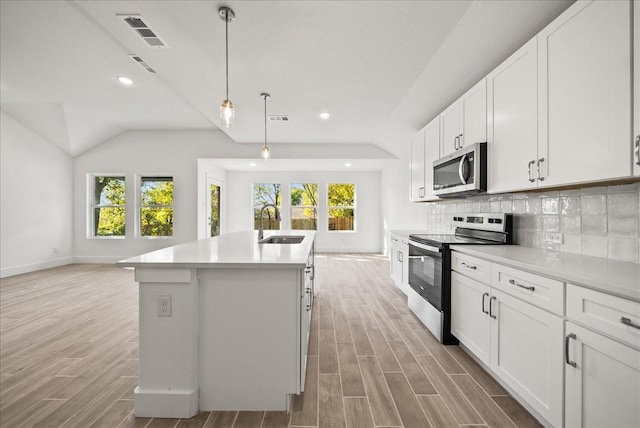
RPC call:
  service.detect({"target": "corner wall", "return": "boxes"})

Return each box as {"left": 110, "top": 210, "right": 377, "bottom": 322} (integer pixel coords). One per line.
{"left": 225, "top": 170, "right": 382, "bottom": 253}
{"left": 0, "top": 111, "right": 74, "bottom": 277}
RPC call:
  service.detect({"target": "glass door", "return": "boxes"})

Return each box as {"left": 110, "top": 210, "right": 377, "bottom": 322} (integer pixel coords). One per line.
{"left": 207, "top": 178, "right": 222, "bottom": 237}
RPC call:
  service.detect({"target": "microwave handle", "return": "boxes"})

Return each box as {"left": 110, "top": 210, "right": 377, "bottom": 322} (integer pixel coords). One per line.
{"left": 458, "top": 154, "right": 468, "bottom": 184}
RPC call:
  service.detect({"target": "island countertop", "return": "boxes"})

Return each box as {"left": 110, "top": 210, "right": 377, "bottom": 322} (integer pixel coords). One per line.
{"left": 117, "top": 230, "right": 315, "bottom": 269}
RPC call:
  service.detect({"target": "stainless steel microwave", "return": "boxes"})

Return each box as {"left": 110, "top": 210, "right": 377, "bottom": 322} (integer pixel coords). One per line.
{"left": 433, "top": 142, "right": 487, "bottom": 197}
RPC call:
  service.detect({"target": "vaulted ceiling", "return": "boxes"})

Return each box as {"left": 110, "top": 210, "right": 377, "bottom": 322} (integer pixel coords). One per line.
{"left": 0, "top": 1, "right": 573, "bottom": 157}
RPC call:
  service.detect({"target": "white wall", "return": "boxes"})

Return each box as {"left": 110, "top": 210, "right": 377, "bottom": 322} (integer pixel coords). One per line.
{"left": 0, "top": 111, "right": 74, "bottom": 277}
{"left": 225, "top": 170, "right": 382, "bottom": 253}
{"left": 379, "top": 145, "right": 428, "bottom": 255}
{"left": 73, "top": 130, "right": 391, "bottom": 261}
{"left": 73, "top": 130, "right": 236, "bottom": 262}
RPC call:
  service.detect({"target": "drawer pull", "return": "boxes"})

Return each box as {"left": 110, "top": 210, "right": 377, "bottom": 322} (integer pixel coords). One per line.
{"left": 489, "top": 296, "right": 497, "bottom": 319}
{"left": 481, "top": 292, "right": 489, "bottom": 314}
{"left": 620, "top": 317, "right": 640, "bottom": 330}
{"left": 509, "top": 278, "right": 535, "bottom": 292}
{"left": 461, "top": 262, "right": 477, "bottom": 270}
{"left": 565, "top": 333, "right": 577, "bottom": 367}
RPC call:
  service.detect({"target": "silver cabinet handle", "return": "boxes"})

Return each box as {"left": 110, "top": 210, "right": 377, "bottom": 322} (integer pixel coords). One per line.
{"left": 419, "top": 187, "right": 425, "bottom": 198}
{"left": 635, "top": 135, "right": 640, "bottom": 167}
{"left": 461, "top": 262, "right": 477, "bottom": 270}
{"left": 306, "top": 287, "right": 312, "bottom": 293}
{"left": 620, "top": 317, "right": 640, "bottom": 330}
{"left": 528, "top": 160, "right": 536, "bottom": 182}
{"left": 398, "top": 251, "right": 403, "bottom": 262}
{"left": 489, "top": 296, "right": 497, "bottom": 319}
{"left": 458, "top": 154, "right": 468, "bottom": 184}
{"left": 508, "top": 278, "right": 535, "bottom": 292}
{"left": 565, "top": 333, "right": 577, "bottom": 367}
{"left": 537, "top": 158, "right": 545, "bottom": 181}
{"left": 458, "top": 133, "right": 464, "bottom": 148}
{"left": 481, "top": 292, "right": 489, "bottom": 314}
{"left": 454, "top": 135, "right": 459, "bottom": 150}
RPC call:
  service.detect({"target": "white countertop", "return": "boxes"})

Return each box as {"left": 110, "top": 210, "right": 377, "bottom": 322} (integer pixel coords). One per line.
{"left": 117, "top": 230, "right": 315, "bottom": 269}
{"left": 390, "top": 230, "right": 428, "bottom": 240}
{"left": 450, "top": 245, "right": 640, "bottom": 302}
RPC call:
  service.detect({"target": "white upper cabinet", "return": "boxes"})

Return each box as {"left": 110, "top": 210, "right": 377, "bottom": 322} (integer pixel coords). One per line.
{"left": 409, "top": 128, "right": 426, "bottom": 201}
{"left": 537, "top": 0, "right": 632, "bottom": 185}
{"left": 634, "top": 1, "right": 640, "bottom": 176}
{"left": 440, "top": 79, "right": 487, "bottom": 157}
{"left": 410, "top": 117, "right": 440, "bottom": 202}
{"left": 487, "top": 38, "right": 539, "bottom": 193}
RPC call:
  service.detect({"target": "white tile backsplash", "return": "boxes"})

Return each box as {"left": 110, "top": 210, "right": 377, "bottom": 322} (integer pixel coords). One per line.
{"left": 425, "top": 183, "right": 640, "bottom": 263}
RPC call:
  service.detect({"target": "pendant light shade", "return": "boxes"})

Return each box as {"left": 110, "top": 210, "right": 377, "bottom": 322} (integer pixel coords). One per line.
{"left": 261, "top": 93, "right": 271, "bottom": 160}
{"left": 219, "top": 7, "right": 235, "bottom": 129}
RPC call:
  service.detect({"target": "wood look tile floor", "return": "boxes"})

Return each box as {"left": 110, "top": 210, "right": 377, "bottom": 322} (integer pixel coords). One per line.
{"left": 0, "top": 254, "right": 542, "bottom": 428}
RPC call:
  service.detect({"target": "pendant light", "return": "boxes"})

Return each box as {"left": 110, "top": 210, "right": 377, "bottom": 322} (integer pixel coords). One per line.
{"left": 219, "top": 6, "right": 235, "bottom": 128}
{"left": 261, "top": 93, "right": 271, "bottom": 160}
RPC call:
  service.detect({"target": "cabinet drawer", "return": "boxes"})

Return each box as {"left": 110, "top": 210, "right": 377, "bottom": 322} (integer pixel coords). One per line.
{"left": 567, "top": 284, "right": 640, "bottom": 349}
{"left": 451, "top": 251, "right": 491, "bottom": 284}
{"left": 491, "top": 264, "right": 564, "bottom": 315}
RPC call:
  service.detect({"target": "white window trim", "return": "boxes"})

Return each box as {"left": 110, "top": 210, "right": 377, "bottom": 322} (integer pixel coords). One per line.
{"left": 252, "top": 182, "right": 282, "bottom": 231}
{"left": 87, "top": 173, "right": 126, "bottom": 239}
{"left": 290, "top": 183, "right": 319, "bottom": 231}
{"left": 326, "top": 183, "right": 356, "bottom": 232}
{"left": 137, "top": 174, "right": 174, "bottom": 239}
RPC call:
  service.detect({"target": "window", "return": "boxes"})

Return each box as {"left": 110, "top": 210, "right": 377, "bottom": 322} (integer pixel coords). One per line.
{"left": 327, "top": 183, "right": 355, "bottom": 231}
{"left": 140, "top": 176, "right": 174, "bottom": 237}
{"left": 91, "top": 175, "right": 126, "bottom": 237}
{"left": 291, "top": 183, "right": 318, "bottom": 230}
{"left": 253, "top": 183, "right": 281, "bottom": 230}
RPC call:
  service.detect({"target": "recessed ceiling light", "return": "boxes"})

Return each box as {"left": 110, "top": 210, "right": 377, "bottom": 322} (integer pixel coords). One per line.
{"left": 320, "top": 112, "right": 330, "bottom": 120}
{"left": 250, "top": 163, "right": 256, "bottom": 167}
{"left": 118, "top": 76, "right": 134, "bottom": 85}
{"left": 345, "top": 163, "right": 352, "bottom": 167}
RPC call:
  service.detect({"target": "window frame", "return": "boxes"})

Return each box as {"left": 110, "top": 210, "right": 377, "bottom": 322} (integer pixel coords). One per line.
{"left": 137, "top": 175, "right": 174, "bottom": 239}
{"left": 290, "top": 183, "right": 319, "bottom": 231}
{"left": 326, "top": 183, "right": 356, "bottom": 232}
{"left": 88, "top": 174, "right": 126, "bottom": 239}
{"left": 252, "top": 182, "right": 282, "bottom": 231}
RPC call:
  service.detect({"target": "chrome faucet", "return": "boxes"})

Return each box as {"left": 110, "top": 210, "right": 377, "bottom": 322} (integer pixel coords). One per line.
{"left": 258, "top": 203, "right": 281, "bottom": 241}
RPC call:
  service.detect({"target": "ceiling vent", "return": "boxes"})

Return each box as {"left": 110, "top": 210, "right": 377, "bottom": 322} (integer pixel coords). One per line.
{"left": 268, "top": 115, "right": 289, "bottom": 122}
{"left": 118, "top": 14, "right": 166, "bottom": 47}
{"left": 129, "top": 55, "right": 156, "bottom": 74}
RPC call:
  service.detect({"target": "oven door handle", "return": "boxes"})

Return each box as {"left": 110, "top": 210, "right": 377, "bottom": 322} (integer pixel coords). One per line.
{"left": 409, "top": 241, "right": 442, "bottom": 255}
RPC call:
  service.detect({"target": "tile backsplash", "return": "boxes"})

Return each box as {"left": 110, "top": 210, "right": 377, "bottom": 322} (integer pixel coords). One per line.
{"left": 425, "top": 183, "right": 640, "bottom": 263}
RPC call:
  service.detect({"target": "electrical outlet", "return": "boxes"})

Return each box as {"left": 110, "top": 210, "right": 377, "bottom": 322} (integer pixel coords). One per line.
{"left": 157, "top": 296, "right": 171, "bottom": 317}
{"left": 545, "top": 232, "right": 563, "bottom": 244}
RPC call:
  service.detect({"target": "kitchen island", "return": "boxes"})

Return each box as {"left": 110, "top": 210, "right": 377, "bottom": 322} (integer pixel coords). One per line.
{"left": 117, "top": 230, "right": 315, "bottom": 418}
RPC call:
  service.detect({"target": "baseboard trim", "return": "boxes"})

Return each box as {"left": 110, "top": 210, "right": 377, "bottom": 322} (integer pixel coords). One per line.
{"left": 0, "top": 257, "right": 74, "bottom": 278}
{"left": 73, "top": 256, "right": 122, "bottom": 264}
{"left": 134, "top": 386, "right": 198, "bottom": 419}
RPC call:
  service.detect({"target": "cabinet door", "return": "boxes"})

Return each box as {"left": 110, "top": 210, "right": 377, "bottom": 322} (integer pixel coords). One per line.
{"left": 461, "top": 79, "right": 487, "bottom": 149}
{"left": 634, "top": 1, "right": 640, "bottom": 176}
{"left": 490, "top": 290, "right": 563, "bottom": 427}
{"left": 423, "top": 117, "right": 440, "bottom": 200}
{"left": 409, "top": 129, "right": 426, "bottom": 201}
{"left": 538, "top": 0, "right": 632, "bottom": 185}
{"left": 565, "top": 322, "right": 640, "bottom": 428}
{"left": 391, "top": 244, "right": 403, "bottom": 287}
{"left": 440, "top": 101, "right": 461, "bottom": 156}
{"left": 450, "top": 272, "right": 491, "bottom": 365}
{"left": 487, "top": 38, "right": 539, "bottom": 193}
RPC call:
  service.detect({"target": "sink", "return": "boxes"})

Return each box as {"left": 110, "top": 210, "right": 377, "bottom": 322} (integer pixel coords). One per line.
{"left": 259, "top": 235, "right": 305, "bottom": 244}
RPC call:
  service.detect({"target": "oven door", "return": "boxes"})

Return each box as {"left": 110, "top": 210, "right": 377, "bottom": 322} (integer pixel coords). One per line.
{"left": 408, "top": 241, "right": 443, "bottom": 311}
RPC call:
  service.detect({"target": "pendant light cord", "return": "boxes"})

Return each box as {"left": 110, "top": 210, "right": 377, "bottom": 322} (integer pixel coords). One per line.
{"left": 225, "top": 14, "right": 229, "bottom": 101}
{"left": 264, "top": 95, "right": 267, "bottom": 148}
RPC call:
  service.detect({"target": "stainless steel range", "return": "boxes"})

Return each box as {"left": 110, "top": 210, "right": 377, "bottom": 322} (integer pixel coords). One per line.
{"left": 408, "top": 213, "right": 513, "bottom": 344}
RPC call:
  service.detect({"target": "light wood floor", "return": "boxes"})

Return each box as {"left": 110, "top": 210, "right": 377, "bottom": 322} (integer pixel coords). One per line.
{"left": 0, "top": 254, "right": 541, "bottom": 428}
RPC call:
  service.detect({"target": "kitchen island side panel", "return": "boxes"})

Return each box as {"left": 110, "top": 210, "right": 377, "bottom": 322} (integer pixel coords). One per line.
{"left": 198, "top": 268, "right": 301, "bottom": 411}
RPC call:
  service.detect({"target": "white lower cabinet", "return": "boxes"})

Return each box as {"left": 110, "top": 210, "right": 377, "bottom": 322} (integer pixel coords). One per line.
{"left": 564, "top": 322, "right": 640, "bottom": 428}
{"left": 490, "top": 289, "right": 563, "bottom": 427}
{"left": 450, "top": 270, "right": 563, "bottom": 427}
{"left": 389, "top": 234, "right": 409, "bottom": 296}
